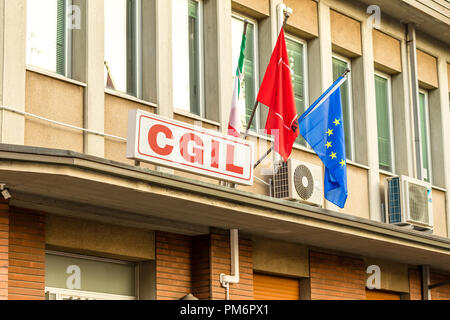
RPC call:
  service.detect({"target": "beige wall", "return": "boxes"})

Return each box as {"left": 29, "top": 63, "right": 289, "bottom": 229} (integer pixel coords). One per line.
{"left": 330, "top": 10, "right": 362, "bottom": 57}
{"left": 417, "top": 49, "right": 439, "bottom": 88}
{"left": 253, "top": 236, "right": 309, "bottom": 278}
{"left": 364, "top": 257, "right": 409, "bottom": 293}
{"left": 342, "top": 165, "right": 370, "bottom": 220}
{"left": 25, "top": 71, "right": 84, "bottom": 152}
{"left": 46, "top": 214, "right": 155, "bottom": 261}
{"left": 285, "top": 0, "right": 319, "bottom": 39}
{"left": 232, "top": 0, "right": 270, "bottom": 17}
{"left": 104, "top": 93, "right": 156, "bottom": 169}
{"left": 432, "top": 189, "right": 448, "bottom": 238}
{"left": 373, "top": 30, "right": 402, "bottom": 74}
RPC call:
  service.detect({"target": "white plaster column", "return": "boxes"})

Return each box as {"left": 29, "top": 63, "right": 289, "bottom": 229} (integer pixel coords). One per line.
{"left": 0, "top": 0, "right": 27, "bottom": 145}
{"left": 360, "top": 17, "right": 382, "bottom": 221}
{"left": 156, "top": 0, "right": 173, "bottom": 119}
{"left": 84, "top": 0, "right": 105, "bottom": 157}
{"left": 435, "top": 57, "right": 450, "bottom": 237}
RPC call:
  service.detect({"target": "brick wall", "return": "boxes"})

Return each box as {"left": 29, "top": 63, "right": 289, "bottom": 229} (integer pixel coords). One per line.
{"left": 8, "top": 207, "right": 45, "bottom": 300}
{"left": 155, "top": 231, "right": 192, "bottom": 300}
{"left": 155, "top": 230, "right": 254, "bottom": 301}
{"left": 0, "top": 200, "right": 9, "bottom": 300}
{"left": 209, "top": 229, "right": 253, "bottom": 300}
{"left": 408, "top": 268, "right": 422, "bottom": 300}
{"left": 309, "top": 251, "right": 366, "bottom": 300}
{"left": 430, "top": 272, "right": 450, "bottom": 300}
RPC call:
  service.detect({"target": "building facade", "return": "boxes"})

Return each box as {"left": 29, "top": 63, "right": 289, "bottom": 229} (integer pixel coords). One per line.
{"left": 0, "top": 0, "right": 449, "bottom": 300}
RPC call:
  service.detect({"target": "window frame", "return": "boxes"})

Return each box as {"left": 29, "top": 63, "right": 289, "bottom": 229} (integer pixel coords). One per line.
{"left": 189, "top": 0, "right": 206, "bottom": 118}
{"left": 64, "top": 0, "right": 73, "bottom": 79}
{"left": 130, "top": 0, "right": 143, "bottom": 99}
{"left": 285, "top": 33, "right": 310, "bottom": 151}
{"left": 44, "top": 250, "right": 139, "bottom": 300}
{"left": 418, "top": 89, "right": 432, "bottom": 183}
{"left": 374, "top": 70, "right": 395, "bottom": 174}
{"left": 231, "top": 12, "right": 260, "bottom": 133}
{"left": 332, "top": 53, "right": 355, "bottom": 161}
{"left": 172, "top": 0, "right": 206, "bottom": 118}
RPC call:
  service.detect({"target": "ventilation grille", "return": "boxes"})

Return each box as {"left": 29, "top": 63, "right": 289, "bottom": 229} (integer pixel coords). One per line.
{"left": 388, "top": 178, "right": 402, "bottom": 223}
{"left": 293, "top": 165, "right": 314, "bottom": 200}
{"left": 387, "top": 177, "right": 402, "bottom": 224}
{"left": 273, "top": 162, "right": 289, "bottom": 199}
{"left": 407, "top": 182, "right": 430, "bottom": 225}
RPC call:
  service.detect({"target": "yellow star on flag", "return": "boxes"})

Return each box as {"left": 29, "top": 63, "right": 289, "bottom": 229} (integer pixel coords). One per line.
{"left": 333, "top": 119, "right": 341, "bottom": 126}
{"left": 340, "top": 159, "right": 346, "bottom": 167}
{"left": 326, "top": 141, "right": 332, "bottom": 149}
{"left": 326, "top": 129, "right": 333, "bottom": 136}
{"left": 330, "top": 152, "right": 337, "bottom": 159}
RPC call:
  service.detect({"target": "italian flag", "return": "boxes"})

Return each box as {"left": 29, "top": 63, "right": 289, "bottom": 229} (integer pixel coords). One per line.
{"left": 228, "top": 31, "right": 247, "bottom": 138}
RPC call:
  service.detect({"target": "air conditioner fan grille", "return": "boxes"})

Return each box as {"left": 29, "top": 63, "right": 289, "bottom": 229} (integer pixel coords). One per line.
{"left": 408, "top": 183, "right": 429, "bottom": 225}
{"left": 293, "top": 165, "right": 314, "bottom": 200}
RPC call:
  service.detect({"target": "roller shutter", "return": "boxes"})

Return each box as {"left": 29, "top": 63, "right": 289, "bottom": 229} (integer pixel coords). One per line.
{"left": 254, "top": 273, "right": 300, "bottom": 300}
{"left": 366, "top": 290, "right": 401, "bottom": 300}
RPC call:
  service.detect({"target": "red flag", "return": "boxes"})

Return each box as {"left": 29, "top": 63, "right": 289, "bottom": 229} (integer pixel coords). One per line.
{"left": 257, "top": 28, "right": 299, "bottom": 161}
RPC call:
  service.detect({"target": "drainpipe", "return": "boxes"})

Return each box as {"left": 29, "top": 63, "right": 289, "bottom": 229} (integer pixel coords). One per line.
{"left": 421, "top": 265, "right": 431, "bottom": 300}
{"left": 406, "top": 23, "right": 423, "bottom": 180}
{"left": 220, "top": 229, "right": 240, "bottom": 300}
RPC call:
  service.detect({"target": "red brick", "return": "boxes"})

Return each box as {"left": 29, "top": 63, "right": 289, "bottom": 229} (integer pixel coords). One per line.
{"left": 7, "top": 208, "right": 45, "bottom": 300}
{"left": 309, "top": 251, "right": 365, "bottom": 300}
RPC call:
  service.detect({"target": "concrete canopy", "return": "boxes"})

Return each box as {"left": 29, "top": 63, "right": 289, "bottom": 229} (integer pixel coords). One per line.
{"left": 0, "top": 144, "right": 449, "bottom": 272}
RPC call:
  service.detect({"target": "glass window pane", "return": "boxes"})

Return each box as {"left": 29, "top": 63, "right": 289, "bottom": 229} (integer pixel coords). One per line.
{"left": 45, "top": 254, "right": 136, "bottom": 297}
{"left": 332, "top": 57, "right": 352, "bottom": 160}
{"left": 375, "top": 75, "right": 393, "bottom": 172}
{"left": 232, "top": 17, "right": 257, "bottom": 131}
{"left": 173, "top": 0, "right": 202, "bottom": 116}
{"left": 27, "top": 0, "right": 67, "bottom": 75}
{"left": 105, "top": 0, "right": 140, "bottom": 97}
{"left": 105, "top": 0, "right": 128, "bottom": 93}
{"left": 286, "top": 38, "right": 307, "bottom": 147}
{"left": 173, "top": 0, "right": 191, "bottom": 112}
{"left": 419, "top": 92, "right": 430, "bottom": 182}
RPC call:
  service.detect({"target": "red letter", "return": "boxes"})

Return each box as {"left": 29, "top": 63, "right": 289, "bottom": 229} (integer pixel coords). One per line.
{"left": 148, "top": 124, "right": 174, "bottom": 156}
{"left": 226, "top": 144, "right": 243, "bottom": 175}
{"left": 211, "top": 140, "right": 220, "bottom": 169}
{"left": 180, "top": 133, "right": 204, "bottom": 165}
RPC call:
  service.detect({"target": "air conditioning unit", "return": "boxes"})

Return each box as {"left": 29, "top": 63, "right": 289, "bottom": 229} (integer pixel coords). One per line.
{"left": 384, "top": 175, "right": 433, "bottom": 231}
{"left": 272, "top": 159, "right": 323, "bottom": 207}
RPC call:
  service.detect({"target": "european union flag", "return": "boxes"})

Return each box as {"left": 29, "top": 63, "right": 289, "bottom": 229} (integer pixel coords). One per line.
{"left": 298, "top": 76, "right": 348, "bottom": 208}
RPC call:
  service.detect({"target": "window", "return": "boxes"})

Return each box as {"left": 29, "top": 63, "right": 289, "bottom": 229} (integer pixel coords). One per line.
{"left": 173, "top": 0, "right": 204, "bottom": 116}
{"left": 231, "top": 15, "right": 258, "bottom": 131}
{"left": 26, "top": 0, "right": 72, "bottom": 77}
{"left": 418, "top": 90, "right": 432, "bottom": 183}
{"left": 332, "top": 55, "right": 354, "bottom": 160}
{"left": 286, "top": 36, "right": 308, "bottom": 148}
{"left": 374, "top": 73, "right": 394, "bottom": 172}
{"left": 45, "top": 252, "right": 137, "bottom": 300}
{"left": 105, "top": 0, "right": 142, "bottom": 98}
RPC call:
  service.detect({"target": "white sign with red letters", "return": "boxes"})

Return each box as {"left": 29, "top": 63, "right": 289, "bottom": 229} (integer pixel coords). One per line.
{"left": 127, "top": 109, "right": 254, "bottom": 185}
